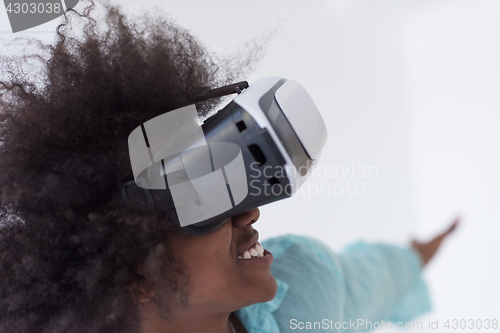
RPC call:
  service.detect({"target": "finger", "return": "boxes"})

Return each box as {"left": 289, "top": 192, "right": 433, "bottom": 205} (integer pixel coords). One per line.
{"left": 429, "top": 218, "right": 459, "bottom": 248}
{"left": 429, "top": 229, "right": 450, "bottom": 247}
{"left": 434, "top": 217, "right": 459, "bottom": 241}
{"left": 444, "top": 217, "right": 460, "bottom": 235}
{"left": 411, "top": 239, "right": 423, "bottom": 251}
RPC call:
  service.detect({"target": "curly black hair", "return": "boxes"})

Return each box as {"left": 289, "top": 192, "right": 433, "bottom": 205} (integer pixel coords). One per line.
{"left": 0, "top": 1, "right": 268, "bottom": 332}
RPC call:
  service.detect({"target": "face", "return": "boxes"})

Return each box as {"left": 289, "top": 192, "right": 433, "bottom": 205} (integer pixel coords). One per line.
{"left": 167, "top": 208, "right": 278, "bottom": 315}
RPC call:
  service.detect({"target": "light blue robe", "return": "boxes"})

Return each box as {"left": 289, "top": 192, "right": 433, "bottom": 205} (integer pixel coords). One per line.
{"left": 234, "top": 234, "right": 432, "bottom": 332}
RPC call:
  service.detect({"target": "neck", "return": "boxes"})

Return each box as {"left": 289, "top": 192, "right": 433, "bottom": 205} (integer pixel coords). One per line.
{"left": 139, "top": 300, "right": 246, "bottom": 333}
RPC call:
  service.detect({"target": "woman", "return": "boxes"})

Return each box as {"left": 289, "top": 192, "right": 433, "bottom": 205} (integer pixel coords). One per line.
{"left": 0, "top": 1, "right": 457, "bottom": 332}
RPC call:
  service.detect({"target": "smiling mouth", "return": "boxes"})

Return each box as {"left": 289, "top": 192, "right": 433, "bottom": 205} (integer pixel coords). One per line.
{"left": 238, "top": 241, "right": 265, "bottom": 259}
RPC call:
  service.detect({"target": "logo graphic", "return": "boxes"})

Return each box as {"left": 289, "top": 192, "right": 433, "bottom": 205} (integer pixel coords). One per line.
{"left": 3, "top": 0, "right": 79, "bottom": 33}
{"left": 127, "top": 104, "right": 248, "bottom": 227}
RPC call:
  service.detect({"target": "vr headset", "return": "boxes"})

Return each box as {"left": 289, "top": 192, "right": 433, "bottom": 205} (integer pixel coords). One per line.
{"left": 121, "top": 77, "right": 327, "bottom": 235}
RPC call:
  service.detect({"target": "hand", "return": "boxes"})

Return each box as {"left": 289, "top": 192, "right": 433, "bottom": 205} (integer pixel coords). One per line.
{"left": 410, "top": 217, "right": 459, "bottom": 267}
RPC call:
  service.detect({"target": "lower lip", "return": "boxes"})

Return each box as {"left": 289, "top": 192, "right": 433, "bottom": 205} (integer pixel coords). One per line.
{"left": 238, "top": 249, "right": 273, "bottom": 265}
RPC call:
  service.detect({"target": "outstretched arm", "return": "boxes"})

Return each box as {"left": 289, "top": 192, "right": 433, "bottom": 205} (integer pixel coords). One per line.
{"left": 338, "top": 218, "right": 459, "bottom": 327}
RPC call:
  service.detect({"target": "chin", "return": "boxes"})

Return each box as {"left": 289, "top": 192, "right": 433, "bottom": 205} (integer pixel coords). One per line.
{"left": 260, "top": 274, "right": 279, "bottom": 302}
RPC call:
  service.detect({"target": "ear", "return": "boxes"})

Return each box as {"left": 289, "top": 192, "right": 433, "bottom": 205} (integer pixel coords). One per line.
{"left": 128, "top": 274, "right": 156, "bottom": 303}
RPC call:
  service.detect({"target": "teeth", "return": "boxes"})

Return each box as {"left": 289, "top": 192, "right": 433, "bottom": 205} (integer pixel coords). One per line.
{"left": 238, "top": 241, "right": 265, "bottom": 260}
{"left": 249, "top": 247, "right": 259, "bottom": 257}
{"left": 256, "top": 243, "right": 264, "bottom": 255}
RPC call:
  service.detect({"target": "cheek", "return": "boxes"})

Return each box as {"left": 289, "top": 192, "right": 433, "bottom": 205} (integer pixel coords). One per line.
{"left": 184, "top": 249, "right": 238, "bottom": 302}
{"left": 189, "top": 249, "right": 237, "bottom": 292}
{"left": 173, "top": 222, "right": 237, "bottom": 303}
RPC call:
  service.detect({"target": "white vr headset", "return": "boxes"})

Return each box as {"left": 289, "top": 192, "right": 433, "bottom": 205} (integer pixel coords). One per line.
{"left": 120, "top": 77, "right": 327, "bottom": 235}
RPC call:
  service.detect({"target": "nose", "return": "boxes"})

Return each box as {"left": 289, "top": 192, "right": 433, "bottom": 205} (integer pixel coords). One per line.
{"left": 231, "top": 208, "right": 260, "bottom": 228}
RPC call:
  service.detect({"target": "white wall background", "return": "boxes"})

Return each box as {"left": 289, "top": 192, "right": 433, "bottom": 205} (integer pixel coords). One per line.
{"left": 1, "top": 0, "right": 499, "bottom": 331}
